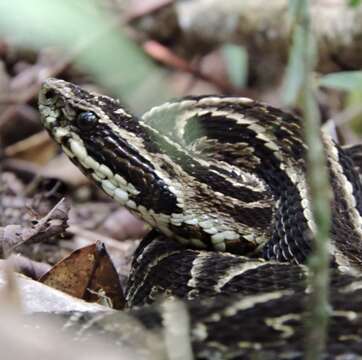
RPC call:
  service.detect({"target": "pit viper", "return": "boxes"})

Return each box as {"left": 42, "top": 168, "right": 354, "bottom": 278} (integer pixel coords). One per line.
{"left": 38, "top": 78, "right": 362, "bottom": 359}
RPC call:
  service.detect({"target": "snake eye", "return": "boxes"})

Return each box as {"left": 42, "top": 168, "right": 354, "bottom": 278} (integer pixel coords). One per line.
{"left": 76, "top": 111, "right": 97, "bottom": 130}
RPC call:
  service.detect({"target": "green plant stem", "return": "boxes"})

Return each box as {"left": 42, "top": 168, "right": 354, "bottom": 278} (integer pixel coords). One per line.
{"left": 303, "top": 84, "right": 331, "bottom": 360}
{"left": 301, "top": 10, "right": 331, "bottom": 360}
{"left": 286, "top": 0, "right": 332, "bottom": 358}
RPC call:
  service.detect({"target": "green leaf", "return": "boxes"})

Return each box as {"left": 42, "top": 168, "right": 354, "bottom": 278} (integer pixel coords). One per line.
{"left": 348, "top": 0, "right": 361, "bottom": 7}
{"left": 221, "top": 44, "right": 248, "bottom": 88}
{"left": 319, "top": 71, "right": 362, "bottom": 91}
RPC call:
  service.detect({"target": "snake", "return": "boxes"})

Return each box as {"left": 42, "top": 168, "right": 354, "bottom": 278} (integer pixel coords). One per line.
{"left": 38, "top": 78, "right": 362, "bottom": 359}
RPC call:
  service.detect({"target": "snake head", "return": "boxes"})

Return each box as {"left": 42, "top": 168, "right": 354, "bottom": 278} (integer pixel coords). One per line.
{"left": 39, "top": 78, "right": 132, "bottom": 142}
{"left": 38, "top": 78, "right": 181, "bottom": 220}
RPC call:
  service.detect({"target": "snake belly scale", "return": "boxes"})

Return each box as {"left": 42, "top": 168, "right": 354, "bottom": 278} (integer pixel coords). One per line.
{"left": 38, "top": 78, "right": 362, "bottom": 358}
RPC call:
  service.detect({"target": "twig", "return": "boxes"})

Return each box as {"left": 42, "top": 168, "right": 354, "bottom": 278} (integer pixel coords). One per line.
{"left": 143, "top": 40, "right": 238, "bottom": 94}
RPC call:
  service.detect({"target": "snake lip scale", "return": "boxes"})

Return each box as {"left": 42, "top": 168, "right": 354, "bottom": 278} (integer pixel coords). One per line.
{"left": 38, "top": 78, "right": 362, "bottom": 357}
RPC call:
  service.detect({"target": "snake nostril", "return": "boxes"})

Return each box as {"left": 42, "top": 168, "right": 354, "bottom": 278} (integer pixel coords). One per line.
{"left": 44, "top": 89, "right": 56, "bottom": 100}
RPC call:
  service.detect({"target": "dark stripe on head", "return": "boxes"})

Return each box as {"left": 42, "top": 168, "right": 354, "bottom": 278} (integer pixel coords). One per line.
{"left": 78, "top": 124, "right": 181, "bottom": 214}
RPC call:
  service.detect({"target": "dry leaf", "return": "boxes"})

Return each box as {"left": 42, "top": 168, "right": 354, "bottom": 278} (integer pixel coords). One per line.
{"left": 40, "top": 241, "right": 125, "bottom": 309}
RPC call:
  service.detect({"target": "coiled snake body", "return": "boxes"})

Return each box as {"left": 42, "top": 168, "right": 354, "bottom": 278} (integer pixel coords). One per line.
{"left": 39, "top": 79, "right": 362, "bottom": 358}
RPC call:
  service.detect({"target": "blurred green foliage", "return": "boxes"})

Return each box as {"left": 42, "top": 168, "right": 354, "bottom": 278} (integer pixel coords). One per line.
{"left": 282, "top": 26, "right": 308, "bottom": 105}
{"left": 348, "top": 91, "right": 362, "bottom": 135}
{"left": 348, "top": 0, "right": 362, "bottom": 7}
{"left": 221, "top": 44, "right": 248, "bottom": 89}
{"left": 283, "top": 0, "right": 318, "bottom": 106}
{"left": 319, "top": 71, "right": 362, "bottom": 91}
{"left": 320, "top": 71, "right": 362, "bottom": 135}
{"left": 0, "top": 0, "right": 170, "bottom": 111}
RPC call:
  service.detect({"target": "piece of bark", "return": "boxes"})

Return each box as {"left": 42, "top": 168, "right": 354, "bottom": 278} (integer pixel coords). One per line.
{"left": 131, "top": 0, "right": 362, "bottom": 85}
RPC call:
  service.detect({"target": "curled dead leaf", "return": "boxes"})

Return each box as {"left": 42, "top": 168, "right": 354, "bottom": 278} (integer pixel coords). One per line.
{"left": 40, "top": 241, "right": 125, "bottom": 310}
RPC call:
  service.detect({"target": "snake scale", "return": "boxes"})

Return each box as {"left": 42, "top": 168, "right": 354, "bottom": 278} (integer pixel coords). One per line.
{"left": 38, "top": 78, "right": 362, "bottom": 359}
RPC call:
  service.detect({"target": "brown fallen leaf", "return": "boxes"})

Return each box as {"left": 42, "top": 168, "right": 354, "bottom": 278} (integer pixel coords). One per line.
{"left": 40, "top": 241, "right": 125, "bottom": 310}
